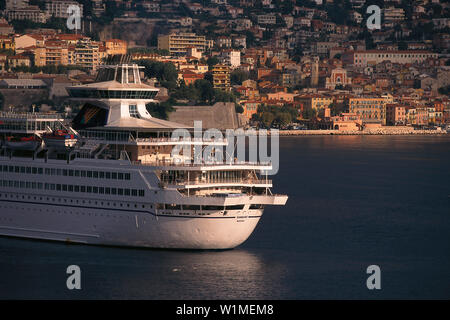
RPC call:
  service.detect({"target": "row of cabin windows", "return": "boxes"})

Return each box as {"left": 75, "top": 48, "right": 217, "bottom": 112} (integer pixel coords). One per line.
{"left": 156, "top": 204, "right": 262, "bottom": 210}
{"left": 0, "top": 179, "right": 145, "bottom": 197}
{"left": 0, "top": 192, "right": 152, "bottom": 210}
{"left": 0, "top": 165, "right": 131, "bottom": 180}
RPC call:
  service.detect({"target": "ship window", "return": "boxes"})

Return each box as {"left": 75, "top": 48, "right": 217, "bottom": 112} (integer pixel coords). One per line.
{"left": 167, "top": 204, "right": 181, "bottom": 210}
{"left": 81, "top": 186, "right": 86, "bottom": 192}
{"left": 26, "top": 167, "right": 31, "bottom": 174}
{"left": 56, "top": 184, "right": 61, "bottom": 191}
{"left": 125, "top": 173, "right": 131, "bottom": 180}
{"left": 93, "top": 171, "right": 99, "bottom": 178}
{"left": 226, "top": 205, "right": 245, "bottom": 210}
{"left": 93, "top": 187, "right": 98, "bottom": 194}
{"left": 139, "top": 190, "right": 145, "bottom": 197}
{"left": 75, "top": 170, "right": 80, "bottom": 177}
{"left": 183, "top": 205, "right": 200, "bottom": 210}
{"left": 45, "top": 168, "right": 50, "bottom": 175}
{"left": 68, "top": 185, "right": 73, "bottom": 192}
{"left": 118, "top": 188, "right": 124, "bottom": 195}
{"left": 99, "top": 187, "right": 104, "bottom": 194}
{"left": 15, "top": 166, "right": 19, "bottom": 173}
{"left": 132, "top": 189, "right": 138, "bottom": 197}
{"left": 20, "top": 166, "right": 25, "bottom": 173}
{"left": 124, "top": 189, "right": 130, "bottom": 196}
{"left": 111, "top": 188, "right": 117, "bottom": 195}
{"left": 202, "top": 205, "right": 225, "bottom": 211}
{"left": 69, "top": 170, "right": 74, "bottom": 177}
{"left": 63, "top": 169, "right": 68, "bottom": 176}
{"left": 118, "top": 173, "right": 124, "bottom": 180}
{"left": 105, "top": 187, "right": 111, "bottom": 195}
{"left": 250, "top": 204, "right": 264, "bottom": 209}
{"left": 74, "top": 185, "right": 80, "bottom": 192}
{"left": 105, "top": 172, "right": 111, "bottom": 179}
{"left": 81, "top": 170, "right": 86, "bottom": 177}
{"left": 99, "top": 172, "right": 105, "bottom": 179}
{"left": 157, "top": 204, "right": 165, "bottom": 209}
{"left": 62, "top": 185, "right": 67, "bottom": 191}
{"left": 129, "top": 105, "right": 140, "bottom": 119}
{"left": 87, "top": 186, "right": 92, "bottom": 193}
{"left": 111, "top": 172, "right": 117, "bottom": 179}
{"left": 87, "top": 171, "right": 92, "bottom": 178}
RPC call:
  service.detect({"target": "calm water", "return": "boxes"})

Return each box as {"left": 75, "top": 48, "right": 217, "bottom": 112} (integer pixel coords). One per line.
{"left": 0, "top": 136, "right": 449, "bottom": 299}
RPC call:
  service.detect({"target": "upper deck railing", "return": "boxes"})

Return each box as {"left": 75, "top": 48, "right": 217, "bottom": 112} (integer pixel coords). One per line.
{"left": 132, "top": 159, "right": 272, "bottom": 168}
{"left": 0, "top": 112, "right": 64, "bottom": 120}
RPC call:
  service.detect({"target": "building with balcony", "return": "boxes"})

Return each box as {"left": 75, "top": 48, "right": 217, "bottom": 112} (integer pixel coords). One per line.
{"left": 212, "top": 64, "right": 231, "bottom": 91}
{"left": 45, "top": 0, "right": 83, "bottom": 19}
{"left": 158, "top": 33, "right": 208, "bottom": 55}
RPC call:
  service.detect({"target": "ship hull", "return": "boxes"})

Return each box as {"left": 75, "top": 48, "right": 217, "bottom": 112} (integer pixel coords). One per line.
{"left": 0, "top": 198, "right": 262, "bottom": 249}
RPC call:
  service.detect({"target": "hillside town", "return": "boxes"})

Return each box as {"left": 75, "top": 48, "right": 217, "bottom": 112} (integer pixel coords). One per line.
{"left": 0, "top": 0, "right": 449, "bottom": 132}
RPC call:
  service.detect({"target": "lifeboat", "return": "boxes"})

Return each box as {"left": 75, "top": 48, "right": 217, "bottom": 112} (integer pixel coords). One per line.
{"left": 42, "top": 130, "right": 78, "bottom": 148}
{"left": 5, "top": 136, "right": 42, "bottom": 151}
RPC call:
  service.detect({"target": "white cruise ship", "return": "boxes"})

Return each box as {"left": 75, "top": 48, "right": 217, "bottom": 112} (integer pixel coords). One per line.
{"left": 0, "top": 56, "right": 287, "bottom": 249}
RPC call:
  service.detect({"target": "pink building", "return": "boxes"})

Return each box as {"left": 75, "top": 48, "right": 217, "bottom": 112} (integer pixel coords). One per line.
{"left": 331, "top": 113, "right": 362, "bottom": 131}
{"left": 386, "top": 104, "right": 406, "bottom": 126}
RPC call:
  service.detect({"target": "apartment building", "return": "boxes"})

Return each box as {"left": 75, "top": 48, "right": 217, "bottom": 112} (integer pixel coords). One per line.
{"left": 346, "top": 97, "right": 389, "bottom": 125}
{"left": 212, "top": 64, "right": 231, "bottom": 91}
{"left": 295, "top": 95, "right": 334, "bottom": 111}
{"left": 257, "top": 14, "right": 277, "bottom": 25}
{"left": 342, "top": 50, "right": 438, "bottom": 67}
{"left": 220, "top": 50, "right": 240, "bottom": 68}
{"left": 158, "top": 33, "right": 208, "bottom": 55}
{"left": 45, "top": 0, "right": 83, "bottom": 19}
{"left": 386, "top": 104, "right": 406, "bottom": 125}
{"left": 6, "top": 5, "right": 47, "bottom": 23}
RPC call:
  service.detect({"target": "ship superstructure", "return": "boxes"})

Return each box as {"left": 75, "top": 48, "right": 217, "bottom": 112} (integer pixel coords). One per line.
{"left": 0, "top": 55, "right": 287, "bottom": 249}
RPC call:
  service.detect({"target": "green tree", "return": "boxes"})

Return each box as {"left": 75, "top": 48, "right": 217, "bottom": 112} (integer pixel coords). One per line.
{"left": 230, "top": 70, "right": 249, "bottom": 85}
{"left": 207, "top": 56, "right": 220, "bottom": 69}
{"left": 194, "top": 79, "right": 215, "bottom": 103}
{"left": 146, "top": 100, "right": 175, "bottom": 120}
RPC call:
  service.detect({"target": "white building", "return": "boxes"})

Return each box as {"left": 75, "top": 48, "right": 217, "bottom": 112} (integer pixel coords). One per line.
{"left": 45, "top": 0, "right": 84, "bottom": 19}
{"left": 343, "top": 50, "right": 438, "bottom": 67}
{"left": 221, "top": 50, "right": 241, "bottom": 68}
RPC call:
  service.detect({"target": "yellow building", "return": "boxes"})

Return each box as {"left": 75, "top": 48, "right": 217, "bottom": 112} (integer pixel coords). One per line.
{"left": 346, "top": 97, "right": 390, "bottom": 125}
{"left": 7, "top": 55, "right": 31, "bottom": 68}
{"left": 212, "top": 64, "right": 231, "bottom": 91}
{"left": 0, "top": 35, "right": 15, "bottom": 51}
{"left": 158, "top": 33, "right": 208, "bottom": 55}
{"left": 295, "top": 95, "right": 334, "bottom": 111}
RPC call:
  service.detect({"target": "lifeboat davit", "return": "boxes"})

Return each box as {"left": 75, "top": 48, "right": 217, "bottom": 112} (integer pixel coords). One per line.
{"left": 43, "top": 130, "right": 78, "bottom": 149}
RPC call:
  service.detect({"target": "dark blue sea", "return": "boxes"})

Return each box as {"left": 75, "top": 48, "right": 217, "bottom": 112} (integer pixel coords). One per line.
{"left": 0, "top": 135, "right": 449, "bottom": 299}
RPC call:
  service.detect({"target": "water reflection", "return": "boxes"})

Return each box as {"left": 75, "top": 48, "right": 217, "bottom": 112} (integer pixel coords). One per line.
{"left": 0, "top": 237, "right": 289, "bottom": 299}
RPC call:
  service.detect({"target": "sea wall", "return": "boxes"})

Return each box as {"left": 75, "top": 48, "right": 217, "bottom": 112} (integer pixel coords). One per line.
{"left": 276, "top": 127, "right": 448, "bottom": 136}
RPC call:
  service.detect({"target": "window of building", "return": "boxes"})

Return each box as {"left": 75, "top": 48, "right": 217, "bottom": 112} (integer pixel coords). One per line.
{"left": 129, "top": 104, "right": 140, "bottom": 118}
